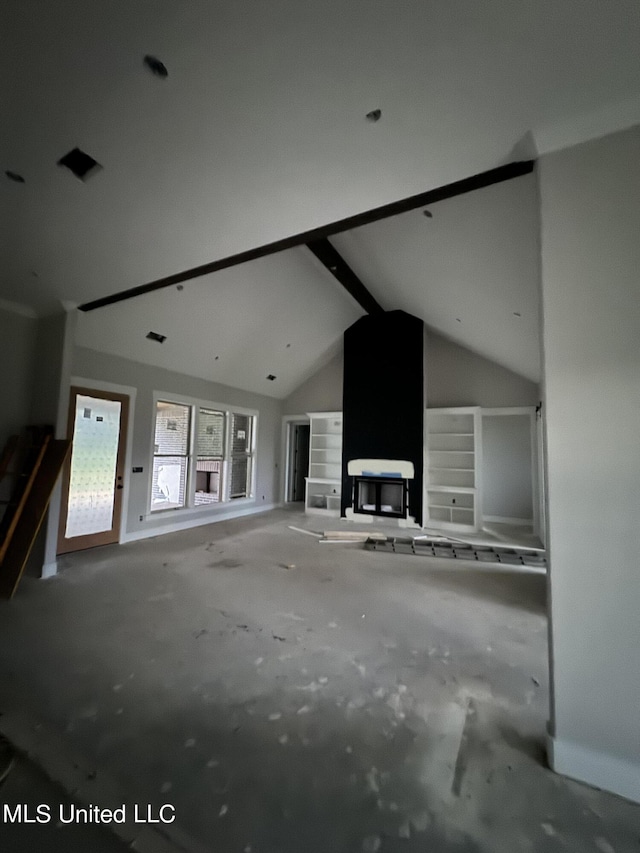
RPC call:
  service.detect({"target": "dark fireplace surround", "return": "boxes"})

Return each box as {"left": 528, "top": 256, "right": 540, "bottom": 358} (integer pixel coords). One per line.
{"left": 341, "top": 310, "right": 424, "bottom": 524}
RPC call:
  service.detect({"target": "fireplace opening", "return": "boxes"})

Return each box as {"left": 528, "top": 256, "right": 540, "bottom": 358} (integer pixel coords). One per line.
{"left": 354, "top": 476, "right": 407, "bottom": 519}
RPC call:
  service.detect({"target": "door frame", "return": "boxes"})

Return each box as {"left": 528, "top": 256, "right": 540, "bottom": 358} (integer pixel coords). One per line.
{"left": 58, "top": 378, "right": 137, "bottom": 551}
{"left": 280, "top": 414, "right": 310, "bottom": 503}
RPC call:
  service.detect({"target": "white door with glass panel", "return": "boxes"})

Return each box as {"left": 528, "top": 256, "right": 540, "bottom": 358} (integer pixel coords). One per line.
{"left": 58, "top": 388, "right": 129, "bottom": 554}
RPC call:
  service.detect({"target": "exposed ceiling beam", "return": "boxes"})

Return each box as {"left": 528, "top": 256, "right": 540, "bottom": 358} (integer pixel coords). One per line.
{"left": 79, "top": 159, "right": 535, "bottom": 312}
{"left": 306, "top": 238, "right": 383, "bottom": 315}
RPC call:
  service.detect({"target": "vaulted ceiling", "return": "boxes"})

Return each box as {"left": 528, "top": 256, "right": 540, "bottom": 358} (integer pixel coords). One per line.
{"left": 3, "top": 0, "right": 640, "bottom": 393}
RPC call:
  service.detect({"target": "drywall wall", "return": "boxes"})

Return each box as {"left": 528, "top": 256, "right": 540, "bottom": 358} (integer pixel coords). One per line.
{"left": 283, "top": 350, "right": 344, "bottom": 414}
{"left": 0, "top": 306, "right": 37, "bottom": 449}
{"left": 426, "top": 332, "right": 539, "bottom": 408}
{"left": 72, "top": 347, "right": 283, "bottom": 538}
{"left": 28, "top": 311, "right": 77, "bottom": 578}
{"left": 481, "top": 414, "right": 533, "bottom": 521}
{"left": 283, "top": 330, "right": 538, "bottom": 413}
{"left": 540, "top": 124, "right": 640, "bottom": 802}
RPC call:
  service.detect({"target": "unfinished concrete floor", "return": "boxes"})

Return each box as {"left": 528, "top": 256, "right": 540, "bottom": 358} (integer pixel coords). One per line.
{"left": 1, "top": 508, "right": 639, "bottom": 852}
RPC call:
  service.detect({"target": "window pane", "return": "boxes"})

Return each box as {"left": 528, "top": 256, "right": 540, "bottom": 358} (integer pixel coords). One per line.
{"left": 195, "top": 459, "right": 222, "bottom": 505}
{"left": 150, "top": 457, "right": 187, "bottom": 509}
{"left": 229, "top": 456, "right": 249, "bottom": 499}
{"left": 197, "top": 409, "right": 225, "bottom": 457}
{"left": 154, "top": 402, "right": 190, "bottom": 455}
{"left": 231, "top": 413, "right": 251, "bottom": 454}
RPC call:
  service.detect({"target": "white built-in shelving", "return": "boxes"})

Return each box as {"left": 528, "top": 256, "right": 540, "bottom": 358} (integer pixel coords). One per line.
{"left": 305, "top": 412, "right": 342, "bottom": 516}
{"left": 425, "top": 407, "right": 482, "bottom": 530}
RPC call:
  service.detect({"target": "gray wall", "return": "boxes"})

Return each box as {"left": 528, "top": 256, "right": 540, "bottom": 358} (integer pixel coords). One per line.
{"left": 283, "top": 330, "right": 539, "bottom": 413}
{"left": 0, "top": 307, "right": 37, "bottom": 450}
{"left": 481, "top": 414, "right": 533, "bottom": 521}
{"left": 72, "top": 347, "right": 283, "bottom": 537}
{"left": 540, "top": 125, "right": 640, "bottom": 802}
{"left": 426, "top": 332, "right": 539, "bottom": 408}
{"left": 283, "top": 350, "right": 344, "bottom": 414}
{"left": 0, "top": 309, "right": 76, "bottom": 578}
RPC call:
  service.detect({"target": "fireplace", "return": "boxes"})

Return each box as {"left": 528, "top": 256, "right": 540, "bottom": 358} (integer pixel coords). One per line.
{"left": 354, "top": 476, "right": 407, "bottom": 518}
{"left": 341, "top": 310, "right": 425, "bottom": 525}
{"left": 347, "top": 459, "right": 414, "bottom": 521}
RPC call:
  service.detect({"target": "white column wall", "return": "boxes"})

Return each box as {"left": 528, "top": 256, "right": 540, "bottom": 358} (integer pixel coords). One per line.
{"left": 539, "top": 125, "right": 640, "bottom": 802}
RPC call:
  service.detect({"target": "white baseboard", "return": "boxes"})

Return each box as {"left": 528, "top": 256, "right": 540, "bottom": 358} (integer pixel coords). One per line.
{"left": 121, "top": 502, "right": 279, "bottom": 543}
{"left": 41, "top": 561, "right": 58, "bottom": 579}
{"left": 484, "top": 515, "right": 534, "bottom": 526}
{"left": 548, "top": 734, "right": 640, "bottom": 804}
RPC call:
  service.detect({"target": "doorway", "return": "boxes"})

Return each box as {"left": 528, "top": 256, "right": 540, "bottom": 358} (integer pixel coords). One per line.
{"left": 286, "top": 422, "right": 310, "bottom": 502}
{"left": 57, "top": 386, "right": 129, "bottom": 554}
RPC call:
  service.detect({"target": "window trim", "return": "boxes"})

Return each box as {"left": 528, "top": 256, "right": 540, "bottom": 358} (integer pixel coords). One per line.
{"left": 149, "top": 391, "right": 258, "bottom": 514}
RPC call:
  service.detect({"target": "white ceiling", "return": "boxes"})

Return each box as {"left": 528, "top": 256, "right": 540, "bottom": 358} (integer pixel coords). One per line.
{"left": 75, "top": 247, "right": 363, "bottom": 399}
{"left": 332, "top": 172, "right": 541, "bottom": 381}
{"left": 3, "top": 0, "right": 640, "bottom": 390}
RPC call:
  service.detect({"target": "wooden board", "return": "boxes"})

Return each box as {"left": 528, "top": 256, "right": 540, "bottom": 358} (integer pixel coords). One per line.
{"left": 323, "top": 530, "right": 388, "bottom": 541}
{"left": 0, "top": 439, "right": 71, "bottom": 599}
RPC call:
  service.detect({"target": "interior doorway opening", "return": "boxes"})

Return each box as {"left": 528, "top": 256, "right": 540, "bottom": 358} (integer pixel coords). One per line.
{"left": 285, "top": 421, "right": 310, "bottom": 503}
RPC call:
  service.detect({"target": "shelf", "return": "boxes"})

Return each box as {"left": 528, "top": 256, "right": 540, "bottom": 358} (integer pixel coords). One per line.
{"left": 429, "top": 467, "right": 474, "bottom": 472}
{"left": 426, "top": 485, "right": 476, "bottom": 493}
{"left": 307, "top": 414, "right": 343, "bottom": 516}
{"left": 429, "top": 450, "right": 474, "bottom": 454}
{"left": 428, "top": 503, "right": 469, "bottom": 511}
{"left": 428, "top": 432, "right": 474, "bottom": 436}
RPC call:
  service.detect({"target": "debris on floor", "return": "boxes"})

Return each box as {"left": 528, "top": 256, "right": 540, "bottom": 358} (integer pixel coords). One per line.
{"left": 287, "top": 526, "right": 322, "bottom": 538}
{"left": 366, "top": 536, "right": 547, "bottom": 568}
{"left": 320, "top": 530, "right": 387, "bottom": 543}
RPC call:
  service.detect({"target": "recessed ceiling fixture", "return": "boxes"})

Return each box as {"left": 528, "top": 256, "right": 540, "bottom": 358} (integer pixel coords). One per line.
{"left": 513, "top": 311, "right": 521, "bottom": 317}
{"left": 266, "top": 374, "right": 276, "bottom": 381}
{"left": 144, "top": 55, "right": 168, "bottom": 78}
{"left": 176, "top": 284, "right": 184, "bottom": 291}
{"left": 57, "top": 148, "right": 102, "bottom": 181}
{"left": 5, "top": 170, "right": 25, "bottom": 183}
{"left": 456, "top": 318, "right": 461, "bottom": 323}
{"left": 214, "top": 356, "right": 219, "bottom": 361}
{"left": 366, "top": 109, "right": 382, "bottom": 122}
{"left": 146, "top": 331, "right": 167, "bottom": 343}
{"left": 423, "top": 209, "right": 433, "bottom": 218}
{"left": 286, "top": 343, "right": 291, "bottom": 348}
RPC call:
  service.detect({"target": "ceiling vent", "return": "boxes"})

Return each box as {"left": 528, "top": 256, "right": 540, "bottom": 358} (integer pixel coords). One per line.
{"left": 5, "top": 170, "right": 25, "bottom": 183}
{"left": 146, "top": 331, "right": 167, "bottom": 343}
{"left": 266, "top": 374, "right": 276, "bottom": 381}
{"left": 57, "top": 148, "right": 102, "bottom": 181}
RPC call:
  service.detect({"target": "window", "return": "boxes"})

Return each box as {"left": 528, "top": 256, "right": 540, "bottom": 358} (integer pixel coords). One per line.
{"left": 151, "top": 401, "right": 191, "bottom": 510}
{"left": 229, "top": 413, "right": 254, "bottom": 499}
{"left": 195, "top": 408, "right": 225, "bottom": 505}
{"left": 149, "top": 398, "right": 256, "bottom": 512}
